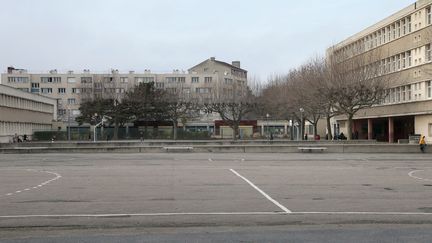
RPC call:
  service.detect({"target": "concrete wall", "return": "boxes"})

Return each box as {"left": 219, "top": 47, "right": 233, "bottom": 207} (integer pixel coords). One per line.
{"left": 415, "top": 114, "right": 432, "bottom": 142}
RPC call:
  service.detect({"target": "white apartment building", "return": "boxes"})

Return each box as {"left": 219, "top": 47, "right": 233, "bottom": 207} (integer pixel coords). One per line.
{"left": 1, "top": 57, "right": 248, "bottom": 129}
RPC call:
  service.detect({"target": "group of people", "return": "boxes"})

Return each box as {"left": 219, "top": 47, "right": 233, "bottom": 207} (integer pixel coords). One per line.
{"left": 12, "top": 133, "right": 28, "bottom": 143}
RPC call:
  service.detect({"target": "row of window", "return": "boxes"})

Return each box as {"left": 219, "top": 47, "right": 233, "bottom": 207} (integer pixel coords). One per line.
{"left": 0, "top": 93, "right": 53, "bottom": 113}
{"left": 6, "top": 76, "right": 240, "bottom": 85}
{"left": 0, "top": 122, "right": 52, "bottom": 136}
{"left": 383, "top": 81, "right": 432, "bottom": 104}
{"left": 372, "top": 44, "right": 431, "bottom": 76}
{"left": 335, "top": 6, "right": 432, "bottom": 60}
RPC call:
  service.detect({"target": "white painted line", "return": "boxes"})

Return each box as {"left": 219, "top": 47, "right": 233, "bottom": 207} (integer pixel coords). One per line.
{"left": 1, "top": 169, "right": 62, "bottom": 198}
{"left": 230, "top": 169, "right": 292, "bottom": 213}
{"left": 208, "top": 158, "right": 213, "bottom": 162}
{"left": 1, "top": 211, "right": 432, "bottom": 219}
{"left": 408, "top": 170, "right": 432, "bottom": 182}
{"left": 294, "top": 212, "right": 432, "bottom": 216}
{"left": 0, "top": 212, "right": 287, "bottom": 218}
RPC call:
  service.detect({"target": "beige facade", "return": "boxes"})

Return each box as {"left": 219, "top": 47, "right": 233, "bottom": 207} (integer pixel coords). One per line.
{"left": 0, "top": 58, "right": 248, "bottom": 126}
{"left": 329, "top": 0, "right": 432, "bottom": 142}
{"left": 0, "top": 84, "right": 57, "bottom": 143}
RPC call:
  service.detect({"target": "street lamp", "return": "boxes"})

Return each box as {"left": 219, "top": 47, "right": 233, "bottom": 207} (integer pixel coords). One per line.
{"left": 266, "top": 113, "right": 270, "bottom": 139}
{"left": 67, "top": 106, "right": 71, "bottom": 141}
{"left": 299, "top": 108, "right": 304, "bottom": 140}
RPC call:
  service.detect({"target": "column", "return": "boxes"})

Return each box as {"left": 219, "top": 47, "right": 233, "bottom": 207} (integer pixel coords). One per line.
{"left": 367, "top": 119, "right": 373, "bottom": 140}
{"left": 284, "top": 123, "right": 288, "bottom": 135}
{"left": 261, "top": 124, "right": 265, "bottom": 136}
{"left": 388, "top": 117, "right": 394, "bottom": 143}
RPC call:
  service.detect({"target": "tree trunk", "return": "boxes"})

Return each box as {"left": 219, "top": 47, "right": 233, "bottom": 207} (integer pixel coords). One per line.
{"left": 301, "top": 118, "right": 305, "bottom": 140}
{"left": 173, "top": 120, "right": 178, "bottom": 140}
{"left": 347, "top": 114, "right": 353, "bottom": 140}
{"left": 326, "top": 116, "right": 333, "bottom": 140}
{"left": 313, "top": 122, "right": 318, "bottom": 138}
{"left": 113, "top": 120, "right": 119, "bottom": 140}
{"left": 232, "top": 124, "right": 239, "bottom": 141}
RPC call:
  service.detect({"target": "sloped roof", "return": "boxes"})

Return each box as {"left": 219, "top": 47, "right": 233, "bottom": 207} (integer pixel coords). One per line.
{"left": 188, "top": 58, "right": 247, "bottom": 72}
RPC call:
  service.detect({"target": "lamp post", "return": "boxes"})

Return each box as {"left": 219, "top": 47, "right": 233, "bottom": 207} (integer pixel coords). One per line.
{"left": 299, "top": 108, "right": 304, "bottom": 140}
{"left": 266, "top": 113, "right": 270, "bottom": 139}
{"left": 67, "top": 106, "right": 71, "bottom": 141}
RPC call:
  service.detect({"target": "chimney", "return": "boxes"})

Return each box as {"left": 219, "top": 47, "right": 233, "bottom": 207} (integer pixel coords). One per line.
{"left": 7, "top": 66, "right": 15, "bottom": 74}
{"left": 232, "top": 61, "right": 241, "bottom": 68}
{"left": 210, "top": 57, "right": 216, "bottom": 61}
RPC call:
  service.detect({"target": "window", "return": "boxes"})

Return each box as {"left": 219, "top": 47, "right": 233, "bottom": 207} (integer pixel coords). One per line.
{"left": 67, "top": 98, "right": 76, "bottom": 105}
{"left": 397, "top": 21, "right": 401, "bottom": 38}
{"left": 407, "top": 51, "right": 412, "bottom": 66}
{"left": 135, "top": 77, "right": 154, "bottom": 83}
{"left": 41, "top": 88, "right": 53, "bottom": 94}
{"left": 402, "top": 86, "right": 406, "bottom": 101}
{"left": 407, "top": 85, "right": 412, "bottom": 100}
{"left": 58, "top": 88, "right": 66, "bottom": 94}
{"left": 427, "top": 44, "right": 431, "bottom": 62}
{"left": 191, "top": 77, "right": 199, "bottom": 83}
{"left": 81, "top": 77, "right": 92, "bottom": 84}
{"left": 428, "top": 7, "right": 432, "bottom": 25}
{"left": 67, "top": 77, "right": 76, "bottom": 83}
{"left": 103, "top": 77, "right": 114, "bottom": 82}
{"left": 224, "top": 78, "right": 233, "bottom": 84}
{"left": 120, "top": 77, "right": 128, "bottom": 83}
{"left": 58, "top": 109, "right": 66, "bottom": 116}
{"left": 156, "top": 82, "right": 164, "bottom": 88}
{"left": 396, "top": 87, "right": 401, "bottom": 102}
{"left": 204, "top": 77, "right": 212, "bottom": 83}
{"left": 41, "top": 77, "right": 61, "bottom": 83}
{"left": 18, "top": 88, "right": 29, "bottom": 92}
{"left": 8, "top": 77, "right": 29, "bottom": 83}
{"left": 177, "top": 77, "right": 186, "bottom": 83}
{"left": 166, "top": 77, "right": 176, "bottom": 83}
{"left": 408, "top": 16, "right": 412, "bottom": 32}
{"left": 196, "top": 88, "right": 211, "bottom": 94}
{"left": 428, "top": 81, "right": 432, "bottom": 98}
{"left": 115, "top": 88, "right": 125, "bottom": 94}
{"left": 72, "top": 88, "right": 80, "bottom": 94}
{"left": 396, "top": 55, "right": 401, "bottom": 70}
{"left": 402, "top": 19, "right": 406, "bottom": 35}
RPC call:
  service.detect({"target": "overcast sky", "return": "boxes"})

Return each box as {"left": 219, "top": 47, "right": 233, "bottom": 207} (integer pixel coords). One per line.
{"left": 0, "top": 0, "right": 415, "bottom": 81}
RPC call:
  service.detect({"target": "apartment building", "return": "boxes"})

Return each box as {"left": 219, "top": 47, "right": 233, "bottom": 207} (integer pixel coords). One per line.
{"left": 329, "top": 0, "right": 432, "bottom": 142}
{"left": 1, "top": 57, "right": 248, "bottom": 128}
{"left": 0, "top": 84, "right": 57, "bottom": 143}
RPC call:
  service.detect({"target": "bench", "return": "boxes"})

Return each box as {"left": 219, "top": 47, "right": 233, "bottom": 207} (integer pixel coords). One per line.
{"left": 163, "top": 146, "right": 194, "bottom": 152}
{"left": 298, "top": 147, "right": 327, "bottom": 153}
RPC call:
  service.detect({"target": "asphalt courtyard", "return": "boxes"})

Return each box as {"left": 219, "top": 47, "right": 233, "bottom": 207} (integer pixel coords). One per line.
{"left": 1, "top": 152, "right": 432, "bottom": 242}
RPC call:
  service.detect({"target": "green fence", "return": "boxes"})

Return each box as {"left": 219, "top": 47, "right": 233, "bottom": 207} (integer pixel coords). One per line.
{"left": 33, "top": 127, "right": 211, "bottom": 141}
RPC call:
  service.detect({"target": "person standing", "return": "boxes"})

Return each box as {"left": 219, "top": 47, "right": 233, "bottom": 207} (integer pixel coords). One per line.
{"left": 419, "top": 136, "right": 427, "bottom": 153}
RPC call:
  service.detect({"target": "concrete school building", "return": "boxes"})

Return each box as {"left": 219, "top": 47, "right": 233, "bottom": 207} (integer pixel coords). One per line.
{"left": 0, "top": 84, "right": 57, "bottom": 143}
{"left": 329, "top": 0, "right": 432, "bottom": 142}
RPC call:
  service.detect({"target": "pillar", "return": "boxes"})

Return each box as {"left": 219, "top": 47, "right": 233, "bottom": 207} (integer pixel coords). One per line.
{"left": 261, "top": 124, "right": 265, "bottom": 136}
{"left": 388, "top": 117, "right": 394, "bottom": 143}
{"left": 367, "top": 119, "right": 373, "bottom": 140}
{"left": 284, "top": 123, "right": 288, "bottom": 135}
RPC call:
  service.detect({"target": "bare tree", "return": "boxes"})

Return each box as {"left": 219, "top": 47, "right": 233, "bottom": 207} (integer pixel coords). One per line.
{"left": 326, "top": 48, "right": 389, "bottom": 140}
{"left": 205, "top": 79, "right": 255, "bottom": 140}
{"left": 161, "top": 82, "right": 200, "bottom": 140}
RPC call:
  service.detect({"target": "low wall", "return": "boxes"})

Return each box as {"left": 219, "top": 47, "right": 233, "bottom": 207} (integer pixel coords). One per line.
{"left": 0, "top": 143, "right": 427, "bottom": 154}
